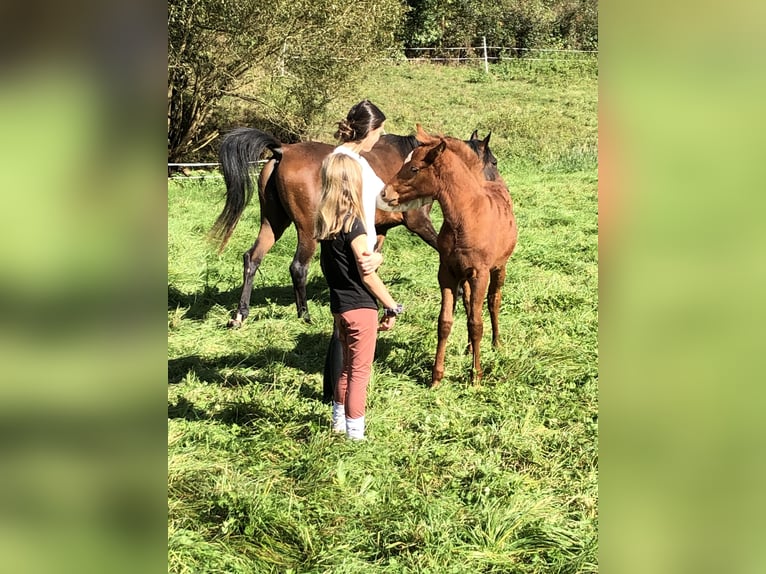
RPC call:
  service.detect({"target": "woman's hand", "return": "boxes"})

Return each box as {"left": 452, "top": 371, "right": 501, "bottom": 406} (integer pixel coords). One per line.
{"left": 358, "top": 251, "right": 383, "bottom": 275}
{"left": 378, "top": 315, "right": 396, "bottom": 331}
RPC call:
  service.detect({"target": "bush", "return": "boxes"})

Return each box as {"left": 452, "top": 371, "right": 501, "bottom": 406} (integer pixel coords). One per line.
{"left": 168, "top": 0, "right": 405, "bottom": 162}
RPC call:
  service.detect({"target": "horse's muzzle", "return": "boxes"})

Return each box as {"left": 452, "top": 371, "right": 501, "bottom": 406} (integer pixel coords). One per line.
{"left": 377, "top": 187, "right": 399, "bottom": 211}
{"left": 377, "top": 190, "right": 433, "bottom": 213}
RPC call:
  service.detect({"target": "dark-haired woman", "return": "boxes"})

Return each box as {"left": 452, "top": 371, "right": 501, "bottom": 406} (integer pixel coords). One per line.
{"left": 333, "top": 99, "right": 387, "bottom": 262}
{"left": 322, "top": 100, "right": 396, "bottom": 435}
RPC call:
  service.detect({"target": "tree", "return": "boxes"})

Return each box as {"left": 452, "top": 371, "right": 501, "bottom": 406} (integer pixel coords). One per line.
{"left": 398, "top": 0, "right": 597, "bottom": 53}
{"left": 168, "top": 0, "right": 406, "bottom": 162}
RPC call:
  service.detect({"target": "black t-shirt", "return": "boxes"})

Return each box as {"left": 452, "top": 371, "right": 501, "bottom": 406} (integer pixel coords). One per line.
{"left": 319, "top": 217, "right": 378, "bottom": 314}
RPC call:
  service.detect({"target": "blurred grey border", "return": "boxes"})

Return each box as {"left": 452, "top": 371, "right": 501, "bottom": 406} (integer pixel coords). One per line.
{"left": 600, "top": 0, "right": 766, "bottom": 573}
{"left": 0, "top": 1, "right": 165, "bottom": 573}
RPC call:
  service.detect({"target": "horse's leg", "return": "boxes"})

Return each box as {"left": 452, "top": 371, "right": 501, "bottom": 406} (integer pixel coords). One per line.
{"left": 230, "top": 217, "right": 290, "bottom": 328}
{"left": 467, "top": 271, "right": 491, "bottom": 385}
{"left": 432, "top": 266, "right": 458, "bottom": 388}
{"left": 230, "top": 167, "right": 290, "bottom": 328}
{"left": 461, "top": 280, "right": 473, "bottom": 355}
{"left": 402, "top": 207, "right": 439, "bottom": 250}
{"left": 487, "top": 267, "right": 507, "bottom": 348}
{"left": 289, "top": 231, "right": 318, "bottom": 323}
{"left": 374, "top": 233, "right": 386, "bottom": 253}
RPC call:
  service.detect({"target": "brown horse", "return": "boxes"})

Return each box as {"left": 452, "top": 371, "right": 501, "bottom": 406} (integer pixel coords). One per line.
{"left": 378, "top": 125, "right": 518, "bottom": 387}
{"left": 211, "top": 128, "right": 501, "bottom": 327}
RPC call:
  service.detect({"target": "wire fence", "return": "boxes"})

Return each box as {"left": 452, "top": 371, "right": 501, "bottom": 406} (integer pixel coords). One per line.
{"left": 402, "top": 44, "right": 598, "bottom": 64}
{"left": 289, "top": 44, "right": 597, "bottom": 70}
{"left": 168, "top": 160, "right": 266, "bottom": 182}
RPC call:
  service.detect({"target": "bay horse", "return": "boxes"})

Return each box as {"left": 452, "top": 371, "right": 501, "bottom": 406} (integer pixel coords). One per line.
{"left": 210, "top": 127, "right": 500, "bottom": 327}
{"left": 378, "top": 125, "right": 518, "bottom": 387}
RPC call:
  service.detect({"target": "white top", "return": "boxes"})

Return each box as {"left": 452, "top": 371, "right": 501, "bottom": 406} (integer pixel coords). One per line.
{"left": 332, "top": 145, "right": 385, "bottom": 253}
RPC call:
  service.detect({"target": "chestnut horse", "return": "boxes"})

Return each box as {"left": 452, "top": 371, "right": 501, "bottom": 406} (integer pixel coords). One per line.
{"left": 210, "top": 128, "right": 500, "bottom": 326}
{"left": 378, "top": 126, "right": 518, "bottom": 387}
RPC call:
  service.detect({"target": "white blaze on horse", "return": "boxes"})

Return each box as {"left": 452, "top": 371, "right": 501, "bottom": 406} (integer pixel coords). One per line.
{"left": 378, "top": 125, "right": 518, "bottom": 387}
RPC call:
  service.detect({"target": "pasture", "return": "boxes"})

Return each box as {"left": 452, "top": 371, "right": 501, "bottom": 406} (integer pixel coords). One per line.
{"left": 168, "top": 60, "right": 598, "bottom": 573}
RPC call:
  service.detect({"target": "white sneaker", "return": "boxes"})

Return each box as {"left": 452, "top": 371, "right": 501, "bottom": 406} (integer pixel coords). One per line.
{"left": 346, "top": 416, "right": 366, "bottom": 440}
{"left": 332, "top": 402, "right": 346, "bottom": 433}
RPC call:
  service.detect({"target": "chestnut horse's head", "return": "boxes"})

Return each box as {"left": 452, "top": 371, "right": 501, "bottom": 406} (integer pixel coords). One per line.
{"left": 377, "top": 132, "right": 447, "bottom": 212}
{"left": 379, "top": 124, "right": 489, "bottom": 212}
{"left": 412, "top": 124, "right": 500, "bottom": 181}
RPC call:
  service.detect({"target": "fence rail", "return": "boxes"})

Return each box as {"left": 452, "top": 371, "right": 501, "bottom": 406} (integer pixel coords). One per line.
{"left": 168, "top": 160, "right": 266, "bottom": 182}
{"left": 404, "top": 46, "right": 597, "bottom": 53}
{"left": 299, "top": 44, "right": 597, "bottom": 65}
{"left": 168, "top": 161, "right": 265, "bottom": 168}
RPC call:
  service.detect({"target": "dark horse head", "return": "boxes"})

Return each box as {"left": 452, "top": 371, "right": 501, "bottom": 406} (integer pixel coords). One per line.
{"left": 466, "top": 130, "right": 501, "bottom": 182}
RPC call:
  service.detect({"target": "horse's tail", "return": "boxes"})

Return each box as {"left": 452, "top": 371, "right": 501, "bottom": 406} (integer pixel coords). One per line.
{"left": 210, "top": 127, "right": 283, "bottom": 252}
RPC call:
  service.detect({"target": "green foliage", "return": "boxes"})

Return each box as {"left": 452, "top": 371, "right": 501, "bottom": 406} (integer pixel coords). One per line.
{"left": 168, "top": 0, "right": 597, "bottom": 161}
{"left": 168, "top": 0, "right": 406, "bottom": 161}
{"left": 399, "top": 0, "right": 598, "bottom": 52}
{"left": 168, "top": 0, "right": 277, "bottom": 160}
{"left": 169, "top": 63, "right": 597, "bottom": 572}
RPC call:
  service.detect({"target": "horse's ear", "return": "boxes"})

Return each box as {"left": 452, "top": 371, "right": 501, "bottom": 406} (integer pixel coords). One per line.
{"left": 415, "top": 124, "right": 439, "bottom": 145}
{"left": 415, "top": 124, "right": 429, "bottom": 143}
{"left": 424, "top": 139, "right": 447, "bottom": 165}
{"left": 470, "top": 130, "right": 479, "bottom": 140}
{"left": 483, "top": 131, "right": 492, "bottom": 145}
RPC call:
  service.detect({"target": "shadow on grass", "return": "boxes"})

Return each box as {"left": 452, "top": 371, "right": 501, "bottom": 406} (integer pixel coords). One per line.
{"left": 168, "top": 285, "right": 239, "bottom": 320}
{"left": 169, "top": 328, "right": 329, "bottom": 386}
{"left": 169, "top": 338, "right": 327, "bottom": 383}
{"left": 168, "top": 394, "right": 321, "bottom": 431}
{"left": 168, "top": 346, "right": 326, "bottom": 427}
{"left": 168, "top": 276, "right": 329, "bottom": 321}
{"left": 374, "top": 337, "right": 435, "bottom": 388}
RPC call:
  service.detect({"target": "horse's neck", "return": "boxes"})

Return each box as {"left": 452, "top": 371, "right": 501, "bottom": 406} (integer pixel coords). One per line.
{"left": 381, "top": 135, "right": 419, "bottom": 159}
{"left": 434, "top": 163, "right": 483, "bottom": 227}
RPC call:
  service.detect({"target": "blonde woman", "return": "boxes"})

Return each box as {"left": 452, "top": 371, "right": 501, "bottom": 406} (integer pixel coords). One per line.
{"left": 323, "top": 99, "right": 388, "bottom": 403}
{"left": 315, "top": 153, "right": 402, "bottom": 440}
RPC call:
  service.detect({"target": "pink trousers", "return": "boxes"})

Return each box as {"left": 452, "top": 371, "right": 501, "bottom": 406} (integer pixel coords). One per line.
{"left": 333, "top": 308, "right": 378, "bottom": 419}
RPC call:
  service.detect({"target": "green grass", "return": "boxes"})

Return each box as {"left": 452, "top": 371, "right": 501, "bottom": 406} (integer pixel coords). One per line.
{"left": 321, "top": 59, "right": 598, "bottom": 173}
{"left": 169, "top": 61, "right": 597, "bottom": 573}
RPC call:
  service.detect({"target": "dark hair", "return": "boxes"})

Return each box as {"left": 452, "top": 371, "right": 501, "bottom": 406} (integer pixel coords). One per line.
{"left": 334, "top": 100, "right": 386, "bottom": 143}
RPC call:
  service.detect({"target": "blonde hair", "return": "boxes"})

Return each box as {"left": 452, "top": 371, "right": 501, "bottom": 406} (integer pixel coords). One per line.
{"left": 314, "top": 153, "right": 366, "bottom": 240}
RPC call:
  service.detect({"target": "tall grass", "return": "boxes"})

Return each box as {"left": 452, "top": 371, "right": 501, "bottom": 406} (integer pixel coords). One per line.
{"left": 169, "top": 60, "right": 597, "bottom": 573}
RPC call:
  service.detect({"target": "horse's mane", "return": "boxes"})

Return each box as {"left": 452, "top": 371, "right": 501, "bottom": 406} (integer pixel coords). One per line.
{"left": 443, "top": 137, "right": 485, "bottom": 179}
{"left": 381, "top": 134, "right": 419, "bottom": 157}
{"left": 463, "top": 138, "right": 482, "bottom": 158}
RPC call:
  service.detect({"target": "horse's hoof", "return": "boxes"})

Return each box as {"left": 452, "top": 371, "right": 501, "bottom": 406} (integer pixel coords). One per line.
{"left": 301, "top": 313, "right": 312, "bottom": 324}
{"left": 429, "top": 379, "right": 441, "bottom": 389}
{"left": 227, "top": 318, "right": 242, "bottom": 329}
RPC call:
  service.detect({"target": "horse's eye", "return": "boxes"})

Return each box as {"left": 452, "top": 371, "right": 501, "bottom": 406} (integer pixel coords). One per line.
{"left": 410, "top": 166, "right": 419, "bottom": 173}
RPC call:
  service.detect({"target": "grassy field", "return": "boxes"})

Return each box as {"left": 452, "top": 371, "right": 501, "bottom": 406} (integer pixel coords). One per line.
{"left": 168, "top": 59, "right": 598, "bottom": 573}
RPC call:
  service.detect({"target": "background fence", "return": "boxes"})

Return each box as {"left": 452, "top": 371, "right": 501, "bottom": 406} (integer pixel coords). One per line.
{"left": 401, "top": 40, "right": 596, "bottom": 68}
